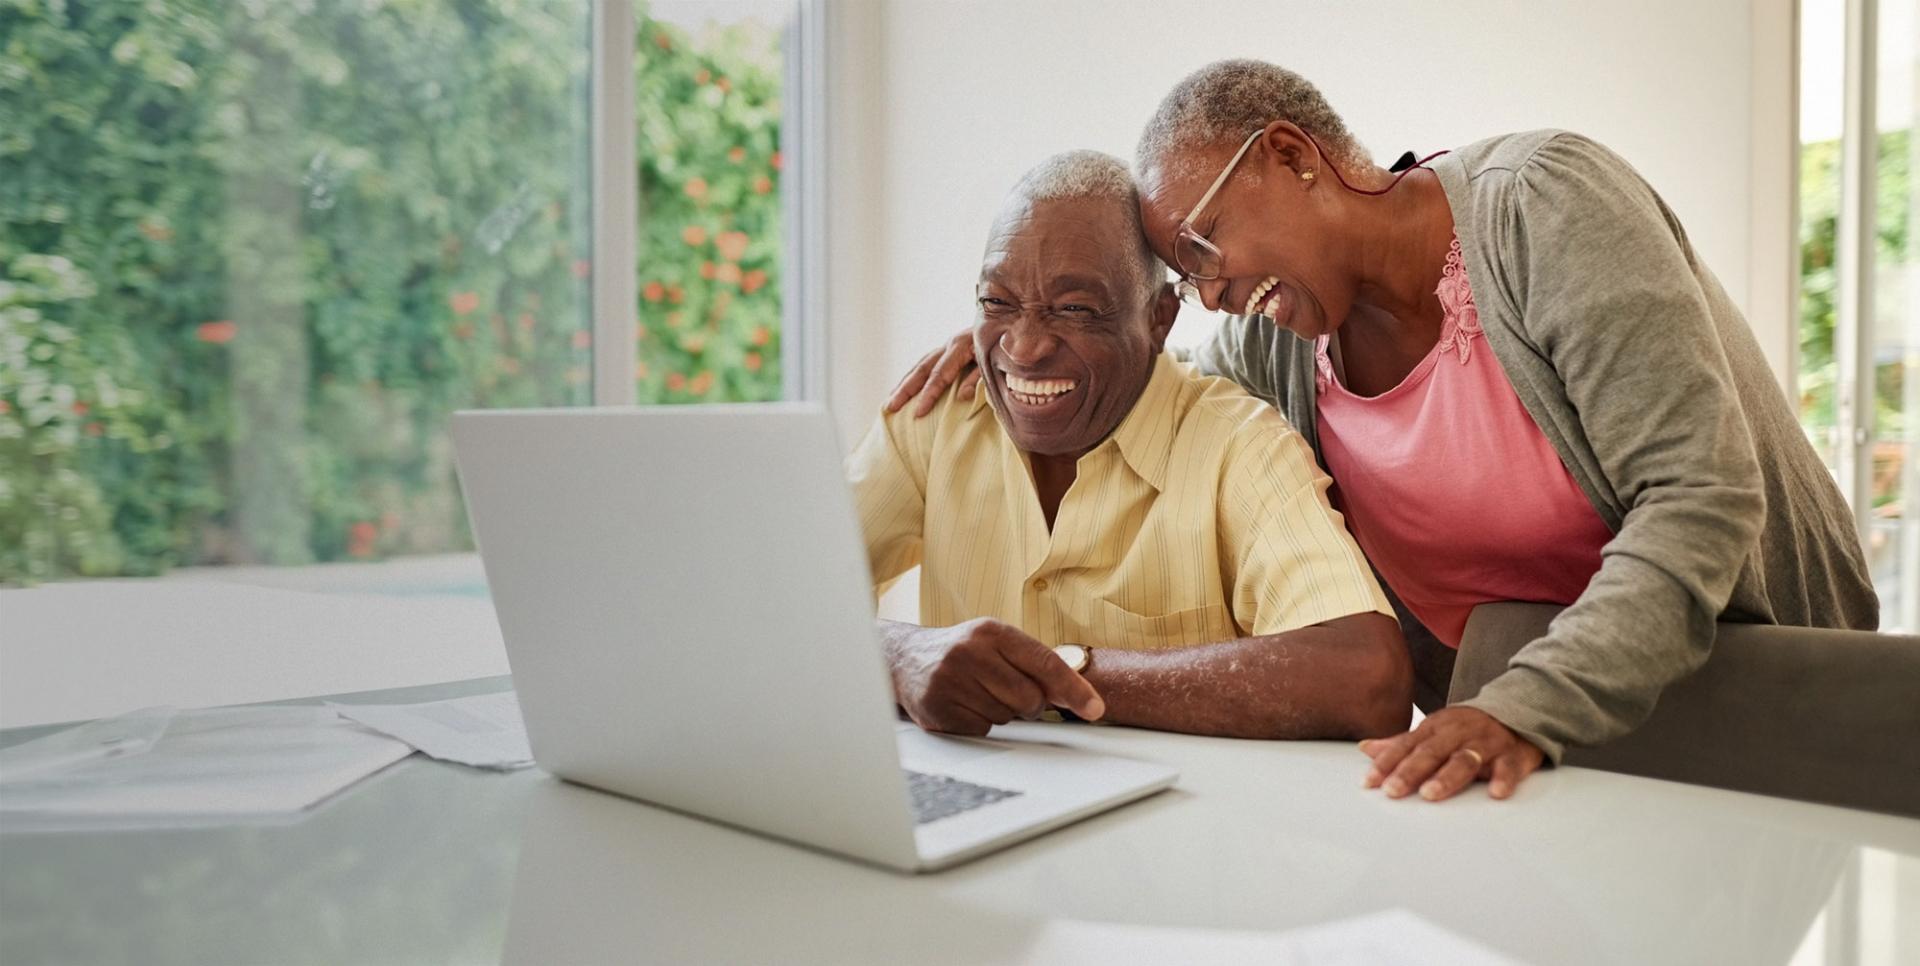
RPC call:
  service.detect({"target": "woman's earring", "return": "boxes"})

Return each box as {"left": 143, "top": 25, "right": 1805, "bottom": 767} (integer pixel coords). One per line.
{"left": 1301, "top": 170, "right": 1317, "bottom": 182}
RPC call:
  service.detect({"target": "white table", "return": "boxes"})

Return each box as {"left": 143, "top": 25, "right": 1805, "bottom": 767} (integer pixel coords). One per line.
{"left": 3, "top": 677, "right": 1916, "bottom": 965}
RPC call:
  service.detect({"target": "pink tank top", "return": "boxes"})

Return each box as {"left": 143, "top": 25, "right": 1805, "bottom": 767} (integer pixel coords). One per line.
{"left": 1314, "top": 237, "right": 1614, "bottom": 647}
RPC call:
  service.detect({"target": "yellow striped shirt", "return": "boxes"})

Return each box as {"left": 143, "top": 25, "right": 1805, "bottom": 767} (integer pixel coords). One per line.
{"left": 847, "top": 353, "right": 1392, "bottom": 649}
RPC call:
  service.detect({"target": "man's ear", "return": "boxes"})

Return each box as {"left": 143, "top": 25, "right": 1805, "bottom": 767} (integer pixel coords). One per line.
{"left": 1148, "top": 281, "right": 1180, "bottom": 353}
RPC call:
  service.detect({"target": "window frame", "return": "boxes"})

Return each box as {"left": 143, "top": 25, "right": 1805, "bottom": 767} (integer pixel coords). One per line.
{"left": 588, "top": 0, "right": 824, "bottom": 407}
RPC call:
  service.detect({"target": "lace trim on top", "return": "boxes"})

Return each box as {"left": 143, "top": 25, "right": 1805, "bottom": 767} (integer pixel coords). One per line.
{"left": 1434, "top": 236, "right": 1482, "bottom": 364}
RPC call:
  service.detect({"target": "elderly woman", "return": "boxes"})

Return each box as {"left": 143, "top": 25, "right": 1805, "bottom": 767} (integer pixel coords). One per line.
{"left": 889, "top": 59, "right": 1878, "bottom": 803}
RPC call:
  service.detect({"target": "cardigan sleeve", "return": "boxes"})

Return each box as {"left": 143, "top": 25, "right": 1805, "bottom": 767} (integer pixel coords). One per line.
{"left": 1454, "top": 133, "right": 1766, "bottom": 762}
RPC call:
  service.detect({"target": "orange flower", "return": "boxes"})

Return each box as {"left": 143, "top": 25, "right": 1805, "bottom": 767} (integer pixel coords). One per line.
{"left": 667, "top": 284, "right": 685, "bottom": 304}
{"left": 572, "top": 330, "right": 592, "bottom": 350}
{"left": 770, "top": 151, "right": 783, "bottom": 171}
{"left": 71, "top": 401, "right": 89, "bottom": 416}
{"left": 665, "top": 311, "right": 685, "bottom": 329}
{"left": 85, "top": 421, "right": 104, "bottom": 436}
{"left": 679, "top": 333, "right": 707, "bottom": 354}
{"left": 0, "top": 400, "right": 10, "bottom": 415}
{"left": 196, "top": 320, "right": 238, "bottom": 344}
{"left": 752, "top": 175, "right": 772, "bottom": 195}
{"left": 449, "top": 291, "right": 480, "bottom": 315}
{"left": 715, "top": 77, "right": 731, "bottom": 93}
{"left": 742, "top": 269, "right": 768, "bottom": 294}
{"left": 572, "top": 259, "right": 592, "bottom": 279}
{"left": 744, "top": 352, "right": 762, "bottom": 373}
{"left": 728, "top": 146, "right": 746, "bottom": 164}
{"left": 453, "top": 322, "right": 475, "bottom": 340}
{"left": 715, "top": 231, "right": 750, "bottom": 262}
{"left": 348, "top": 521, "right": 379, "bottom": 559}
{"left": 690, "top": 370, "right": 714, "bottom": 395}
{"left": 699, "top": 261, "right": 717, "bottom": 280}
{"left": 666, "top": 372, "right": 687, "bottom": 392}
{"left": 643, "top": 281, "right": 665, "bottom": 303}
{"left": 715, "top": 262, "right": 742, "bottom": 285}
{"left": 636, "top": 361, "right": 650, "bottom": 377}
{"left": 653, "top": 31, "right": 672, "bottom": 50}
{"left": 684, "top": 177, "right": 708, "bottom": 201}
{"left": 749, "top": 325, "right": 770, "bottom": 347}
{"left": 694, "top": 68, "right": 711, "bottom": 85}
{"left": 681, "top": 224, "right": 707, "bottom": 246}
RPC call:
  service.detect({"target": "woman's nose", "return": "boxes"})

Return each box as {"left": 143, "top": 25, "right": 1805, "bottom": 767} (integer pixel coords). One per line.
{"left": 1195, "top": 277, "right": 1230, "bottom": 313}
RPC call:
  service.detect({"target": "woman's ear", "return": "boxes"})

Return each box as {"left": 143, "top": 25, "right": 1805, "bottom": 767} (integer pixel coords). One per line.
{"left": 1261, "top": 120, "right": 1320, "bottom": 179}
{"left": 1149, "top": 282, "right": 1180, "bottom": 353}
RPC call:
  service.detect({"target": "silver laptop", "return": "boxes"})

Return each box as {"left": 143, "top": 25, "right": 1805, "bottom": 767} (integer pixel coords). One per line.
{"left": 451, "top": 404, "right": 1176, "bottom": 872}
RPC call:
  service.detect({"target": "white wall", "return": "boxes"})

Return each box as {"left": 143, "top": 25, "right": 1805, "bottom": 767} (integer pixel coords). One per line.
{"left": 823, "top": 0, "right": 1794, "bottom": 435}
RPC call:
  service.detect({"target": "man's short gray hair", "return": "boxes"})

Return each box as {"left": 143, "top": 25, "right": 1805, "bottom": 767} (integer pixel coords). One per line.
{"left": 998, "top": 149, "right": 1166, "bottom": 304}
{"left": 1135, "top": 59, "right": 1370, "bottom": 186}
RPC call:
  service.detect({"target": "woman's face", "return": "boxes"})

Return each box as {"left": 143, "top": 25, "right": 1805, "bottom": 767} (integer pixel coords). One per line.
{"left": 1137, "top": 123, "right": 1358, "bottom": 339}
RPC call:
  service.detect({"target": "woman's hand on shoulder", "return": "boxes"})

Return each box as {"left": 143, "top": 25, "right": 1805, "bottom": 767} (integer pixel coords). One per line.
{"left": 885, "top": 328, "right": 980, "bottom": 417}
{"left": 1357, "top": 706, "right": 1546, "bottom": 803}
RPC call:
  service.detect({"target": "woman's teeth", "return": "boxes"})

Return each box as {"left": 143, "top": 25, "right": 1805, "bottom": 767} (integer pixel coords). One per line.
{"left": 1004, "top": 371, "right": 1077, "bottom": 405}
{"left": 1243, "top": 276, "right": 1282, "bottom": 317}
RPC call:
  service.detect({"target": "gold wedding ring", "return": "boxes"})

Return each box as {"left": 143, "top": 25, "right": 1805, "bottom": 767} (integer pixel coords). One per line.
{"left": 1459, "top": 748, "right": 1485, "bottom": 768}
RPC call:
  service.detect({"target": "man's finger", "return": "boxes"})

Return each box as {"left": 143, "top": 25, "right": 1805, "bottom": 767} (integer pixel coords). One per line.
{"left": 998, "top": 637, "right": 1104, "bottom": 720}
{"left": 1418, "top": 748, "right": 1485, "bottom": 802}
{"left": 1361, "top": 732, "right": 1416, "bottom": 787}
{"left": 1381, "top": 736, "right": 1453, "bottom": 799}
{"left": 928, "top": 704, "right": 994, "bottom": 737}
{"left": 976, "top": 655, "right": 1048, "bottom": 719}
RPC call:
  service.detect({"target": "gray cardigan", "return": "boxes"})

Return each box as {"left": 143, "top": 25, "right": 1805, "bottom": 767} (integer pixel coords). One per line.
{"left": 1191, "top": 129, "right": 1879, "bottom": 762}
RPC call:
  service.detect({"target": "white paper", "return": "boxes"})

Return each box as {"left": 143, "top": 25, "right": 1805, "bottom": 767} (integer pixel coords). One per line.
{"left": 329, "top": 691, "right": 533, "bottom": 770}
{"left": 0, "top": 705, "right": 412, "bottom": 832}
{"left": 1027, "top": 909, "right": 1524, "bottom": 965}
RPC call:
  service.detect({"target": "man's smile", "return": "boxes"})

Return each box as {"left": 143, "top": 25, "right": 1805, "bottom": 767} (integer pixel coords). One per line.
{"left": 1001, "top": 368, "right": 1081, "bottom": 410}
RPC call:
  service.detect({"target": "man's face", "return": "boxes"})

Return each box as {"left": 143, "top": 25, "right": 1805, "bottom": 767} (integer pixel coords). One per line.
{"left": 973, "top": 196, "right": 1174, "bottom": 458}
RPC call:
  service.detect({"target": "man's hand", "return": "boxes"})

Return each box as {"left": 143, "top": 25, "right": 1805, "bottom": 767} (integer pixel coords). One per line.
{"left": 884, "top": 329, "right": 981, "bottom": 417}
{"left": 885, "top": 618, "right": 1104, "bottom": 736}
{"left": 1358, "top": 706, "right": 1546, "bottom": 802}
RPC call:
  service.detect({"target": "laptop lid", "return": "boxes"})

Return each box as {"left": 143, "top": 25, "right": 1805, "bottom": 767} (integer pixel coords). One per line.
{"left": 452, "top": 405, "right": 920, "bottom": 870}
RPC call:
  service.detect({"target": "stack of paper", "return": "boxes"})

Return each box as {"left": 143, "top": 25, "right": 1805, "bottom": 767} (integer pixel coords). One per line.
{"left": 0, "top": 705, "right": 413, "bottom": 832}
{"left": 329, "top": 691, "right": 535, "bottom": 770}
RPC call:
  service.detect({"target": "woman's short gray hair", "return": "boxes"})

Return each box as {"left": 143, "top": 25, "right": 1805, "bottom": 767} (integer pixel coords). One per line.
{"left": 1000, "top": 149, "right": 1166, "bottom": 303}
{"left": 1135, "top": 59, "right": 1369, "bottom": 186}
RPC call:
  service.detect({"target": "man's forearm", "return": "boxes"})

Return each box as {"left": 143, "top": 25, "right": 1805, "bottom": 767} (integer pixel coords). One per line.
{"left": 1080, "top": 613, "right": 1410, "bottom": 739}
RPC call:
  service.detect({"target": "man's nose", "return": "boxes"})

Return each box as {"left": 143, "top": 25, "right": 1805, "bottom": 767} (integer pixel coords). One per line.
{"left": 999, "top": 313, "right": 1057, "bottom": 365}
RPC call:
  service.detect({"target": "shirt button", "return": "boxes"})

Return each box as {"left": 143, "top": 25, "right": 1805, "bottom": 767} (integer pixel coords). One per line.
{"left": 1032, "top": 577, "right": 1049, "bottom": 591}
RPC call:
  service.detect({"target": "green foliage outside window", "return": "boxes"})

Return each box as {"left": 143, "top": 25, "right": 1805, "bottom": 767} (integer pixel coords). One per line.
{"left": 1798, "top": 127, "right": 1910, "bottom": 510}
{"left": 0, "top": 0, "right": 783, "bottom": 583}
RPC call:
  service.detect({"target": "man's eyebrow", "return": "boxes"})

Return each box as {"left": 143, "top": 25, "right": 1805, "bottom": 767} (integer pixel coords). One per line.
{"left": 1046, "top": 274, "right": 1117, "bottom": 298}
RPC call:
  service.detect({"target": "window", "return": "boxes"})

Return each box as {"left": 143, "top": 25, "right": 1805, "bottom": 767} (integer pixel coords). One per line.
{"left": 1798, "top": 0, "right": 1918, "bottom": 630}
{"left": 0, "top": 0, "right": 810, "bottom": 586}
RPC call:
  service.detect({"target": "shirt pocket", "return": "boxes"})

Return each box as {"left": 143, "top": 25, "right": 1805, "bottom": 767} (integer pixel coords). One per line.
{"left": 1075, "top": 599, "right": 1232, "bottom": 650}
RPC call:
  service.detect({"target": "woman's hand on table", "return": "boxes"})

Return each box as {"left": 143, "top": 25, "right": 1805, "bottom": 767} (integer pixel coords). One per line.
{"left": 885, "top": 329, "right": 980, "bottom": 417}
{"left": 1358, "top": 707, "right": 1546, "bottom": 802}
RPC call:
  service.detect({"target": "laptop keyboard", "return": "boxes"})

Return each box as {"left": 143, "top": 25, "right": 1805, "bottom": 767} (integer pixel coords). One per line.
{"left": 903, "top": 770, "right": 1021, "bottom": 825}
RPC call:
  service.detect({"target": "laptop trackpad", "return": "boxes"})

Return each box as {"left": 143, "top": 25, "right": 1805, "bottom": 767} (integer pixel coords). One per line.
{"left": 895, "top": 723, "right": 1012, "bottom": 771}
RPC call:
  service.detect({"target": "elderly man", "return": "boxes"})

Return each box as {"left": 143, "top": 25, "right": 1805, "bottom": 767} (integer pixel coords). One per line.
{"left": 847, "top": 150, "right": 1408, "bottom": 740}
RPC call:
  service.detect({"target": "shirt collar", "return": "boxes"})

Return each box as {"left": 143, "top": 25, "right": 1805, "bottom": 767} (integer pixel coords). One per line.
{"left": 972, "top": 351, "right": 1182, "bottom": 491}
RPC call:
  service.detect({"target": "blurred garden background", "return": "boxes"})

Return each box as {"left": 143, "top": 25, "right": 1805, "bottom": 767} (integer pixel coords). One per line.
{"left": 0, "top": 0, "right": 785, "bottom": 582}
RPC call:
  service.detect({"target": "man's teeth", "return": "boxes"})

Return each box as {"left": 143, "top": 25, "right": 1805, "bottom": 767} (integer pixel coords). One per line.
{"left": 1243, "top": 276, "right": 1281, "bottom": 316}
{"left": 1003, "top": 371, "right": 1077, "bottom": 403}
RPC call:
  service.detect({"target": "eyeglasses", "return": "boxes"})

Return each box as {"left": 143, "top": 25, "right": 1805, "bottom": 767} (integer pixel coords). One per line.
{"left": 1171, "top": 128, "right": 1264, "bottom": 282}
